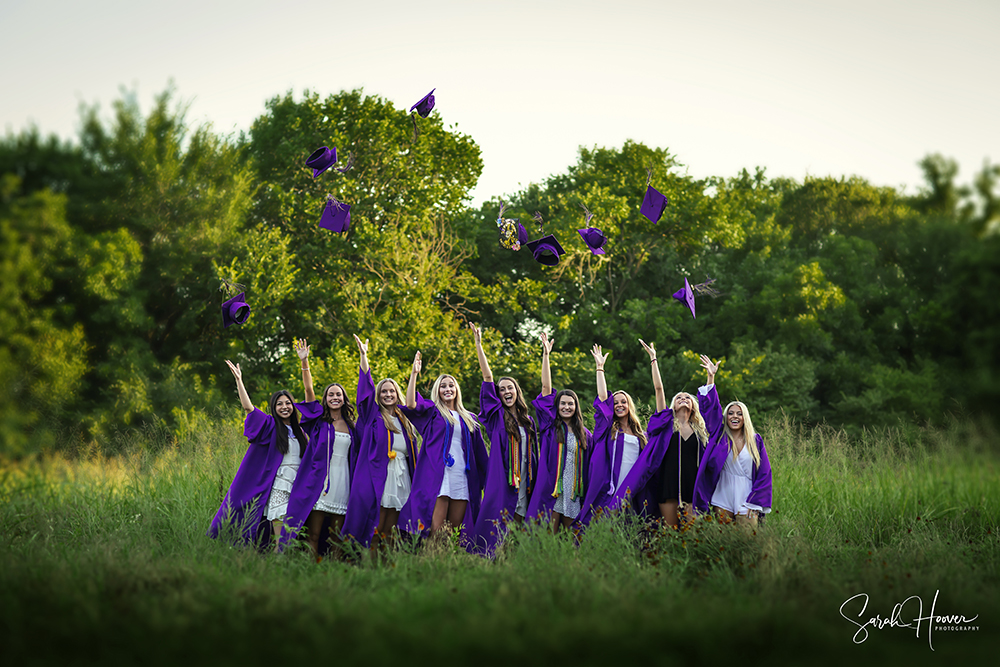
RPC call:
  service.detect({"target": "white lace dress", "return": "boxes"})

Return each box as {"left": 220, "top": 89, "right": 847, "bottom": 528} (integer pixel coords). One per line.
{"left": 437, "top": 411, "right": 469, "bottom": 500}
{"left": 381, "top": 416, "right": 412, "bottom": 510}
{"left": 265, "top": 428, "right": 301, "bottom": 520}
{"left": 313, "top": 430, "right": 352, "bottom": 514}
{"left": 552, "top": 430, "right": 581, "bottom": 519}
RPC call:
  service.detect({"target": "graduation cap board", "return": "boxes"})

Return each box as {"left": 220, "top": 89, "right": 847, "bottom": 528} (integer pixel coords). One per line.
{"left": 222, "top": 292, "right": 251, "bottom": 327}
{"left": 525, "top": 234, "right": 566, "bottom": 266}
{"left": 672, "top": 278, "right": 696, "bottom": 319}
{"left": 306, "top": 146, "right": 338, "bottom": 178}
{"left": 410, "top": 89, "right": 436, "bottom": 117}
{"left": 578, "top": 227, "right": 607, "bottom": 255}
{"left": 641, "top": 185, "right": 669, "bottom": 224}
{"left": 319, "top": 198, "right": 351, "bottom": 233}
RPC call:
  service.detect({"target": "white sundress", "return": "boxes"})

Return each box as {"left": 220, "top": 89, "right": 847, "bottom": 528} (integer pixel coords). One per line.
{"left": 515, "top": 425, "right": 529, "bottom": 517}
{"left": 265, "top": 428, "right": 301, "bottom": 521}
{"left": 381, "top": 416, "right": 412, "bottom": 510}
{"left": 438, "top": 411, "right": 469, "bottom": 501}
{"left": 616, "top": 433, "right": 641, "bottom": 493}
{"left": 313, "top": 430, "right": 352, "bottom": 515}
{"left": 552, "top": 430, "right": 581, "bottom": 520}
{"left": 710, "top": 445, "right": 754, "bottom": 516}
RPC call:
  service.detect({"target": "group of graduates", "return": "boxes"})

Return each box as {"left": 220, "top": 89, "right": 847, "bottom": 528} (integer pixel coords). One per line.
{"left": 208, "top": 325, "right": 773, "bottom": 559}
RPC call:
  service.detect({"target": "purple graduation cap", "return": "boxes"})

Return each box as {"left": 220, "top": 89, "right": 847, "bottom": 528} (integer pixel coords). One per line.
{"left": 305, "top": 146, "right": 338, "bottom": 178}
{"left": 672, "top": 278, "right": 696, "bottom": 319}
{"left": 410, "top": 88, "right": 436, "bottom": 118}
{"left": 319, "top": 198, "right": 351, "bottom": 233}
{"left": 524, "top": 234, "right": 566, "bottom": 266}
{"left": 577, "top": 227, "right": 607, "bottom": 255}
{"left": 517, "top": 222, "right": 528, "bottom": 246}
{"left": 641, "top": 185, "right": 669, "bottom": 224}
{"left": 221, "top": 292, "right": 251, "bottom": 328}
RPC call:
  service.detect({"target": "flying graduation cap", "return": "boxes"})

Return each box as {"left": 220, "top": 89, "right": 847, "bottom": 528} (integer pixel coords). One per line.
{"left": 525, "top": 235, "right": 566, "bottom": 266}
{"left": 496, "top": 201, "right": 528, "bottom": 250}
{"left": 576, "top": 203, "right": 608, "bottom": 255}
{"left": 305, "top": 146, "right": 338, "bottom": 178}
{"left": 221, "top": 292, "right": 251, "bottom": 328}
{"left": 319, "top": 198, "right": 351, "bottom": 233}
{"left": 672, "top": 278, "right": 697, "bottom": 319}
{"left": 410, "top": 88, "right": 436, "bottom": 118}
{"left": 640, "top": 168, "right": 669, "bottom": 223}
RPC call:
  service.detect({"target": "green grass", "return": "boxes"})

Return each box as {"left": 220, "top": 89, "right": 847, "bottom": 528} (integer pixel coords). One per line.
{"left": 1, "top": 411, "right": 997, "bottom": 666}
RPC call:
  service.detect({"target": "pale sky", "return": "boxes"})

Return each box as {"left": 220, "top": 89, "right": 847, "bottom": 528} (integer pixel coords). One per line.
{"left": 2, "top": 0, "right": 997, "bottom": 205}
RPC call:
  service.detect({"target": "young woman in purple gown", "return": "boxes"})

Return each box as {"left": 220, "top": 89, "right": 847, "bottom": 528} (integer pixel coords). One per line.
{"left": 469, "top": 323, "right": 539, "bottom": 556}
{"left": 398, "top": 351, "right": 488, "bottom": 540}
{"left": 525, "top": 332, "right": 592, "bottom": 534}
{"left": 279, "top": 339, "right": 359, "bottom": 559}
{"left": 341, "top": 334, "right": 419, "bottom": 555}
{"left": 208, "top": 360, "right": 307, "bottom": 551}
{"left": 693, "top": 400, "right": 772, "bottom": 526}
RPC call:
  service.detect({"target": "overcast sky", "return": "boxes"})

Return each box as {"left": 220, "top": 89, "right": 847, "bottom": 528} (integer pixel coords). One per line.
{"left": 2, "top": 0, "right": 996, "bottom": 205}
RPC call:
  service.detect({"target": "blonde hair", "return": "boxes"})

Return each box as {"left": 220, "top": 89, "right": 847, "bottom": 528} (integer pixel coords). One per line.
{"left": 610, "top": 391, "right": 648, "bottom": 449}
{"left": 723, "top": 400, "right": 761, "bottom": 468}
{"left": 431, "top": 374, "right": 478, "bottom": 433}
{"left": 375, "top": 378, "right": 418, "bottom": 444}
{"left": 669, "top": 391, "right": 709, "bottom": 444}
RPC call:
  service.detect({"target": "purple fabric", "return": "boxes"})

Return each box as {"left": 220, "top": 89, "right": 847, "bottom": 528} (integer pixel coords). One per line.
{"left": 207, "top": 408, "right": 283, "bottom": 547}
{"left": 277, "top": 401, "right": 359, "bottom": 549}
{"left": 341, "top": 368, "right": 417, "bottom": 548}
{"left": 577, "top": 394, "right": 615, "bottom": 525}
{"left": 524, "top": 392, "right": 593, "bottom": 523}
{"left": 397, "top": 392, "right": 488, "bottom": 546}
{"left": 694, "top": 433, "right": 772, "bottom": 512}
{"left": 470, "top": 381, "right": 539, "bottom": 556}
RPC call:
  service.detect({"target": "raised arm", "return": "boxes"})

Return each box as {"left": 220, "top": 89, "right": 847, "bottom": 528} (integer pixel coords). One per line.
{"left": 591, "top": 344, "right": 609, "bottom": 401}
{"left": 471, "top": 323, "right": 492, "bottom": 383}
{"left": 540, "top": 332, "right": 554, "bottom": 397}
{"left": 354, "top": 334, "right": 369, "bottom": 373}
{"left": 406, "top": 351, "right": 421, "bottom": 409}
{"left": 225, "top": 360, "right": 254, "bottom": 413}
{"left": 294, "top": 338, "right": 315, "bottom": 403}
{"left": 700, "top": 354, "right": 718, "bottom": 387}
{"left": 639, "top": 339, "right": 666, "bottom": 412}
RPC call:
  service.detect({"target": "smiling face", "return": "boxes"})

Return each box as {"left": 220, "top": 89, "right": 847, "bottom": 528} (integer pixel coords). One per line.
{"left": 613, "top": 392, "right": 630, "bottom": 420}
{"left": 437, "top": 376, "right": 458, "bottom": 406}
{"left": 273, "top": 394, "right": 294, "bottom": 424}
{"left": 376, "top": 379, "right": 399, "bottom": 409}
{"left": 558, "top": 394, "right": 577, "bottom": 420}
{"left": 672, "top": 392, "right": 694, "bottom": 413}
{"left": 323, "top": 384, "right": 345, "bottom": 412}
{"left": 726, "top": 404, "right": 744, "bottom": 433}
{"left": 497, "top": 379, "right": 518, "bottom": 409}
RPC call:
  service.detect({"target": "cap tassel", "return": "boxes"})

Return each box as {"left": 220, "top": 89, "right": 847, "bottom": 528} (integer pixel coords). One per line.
{"left": 335, "top": 151, "right": 355, "bottom": 174}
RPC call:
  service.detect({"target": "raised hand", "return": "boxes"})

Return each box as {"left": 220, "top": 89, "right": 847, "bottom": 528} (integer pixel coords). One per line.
{"left": 470, "top": 322, "right": 483, "bottom": 347}
{"left": 591, "top": 343, "right": 609, "bottom": 369}
{"left": 412, "top": 350, "right": 422, "bottom": 376}
{"left": 225, "top": 359, "right": 242, "bottom": 381}
{"left": 294, "top": 338, "right": 310, "bottom": 361}
{"left": 353, "top": 334, "right": 369, "bottom": 356}
{"left": 699, "top": 354, "right": 720, "bottom": 379}
{"left": 639, "top": 339, "right": 657, "bottom": 361}
{"left": 541, "top": 331, "right": 554, "bottom": 355}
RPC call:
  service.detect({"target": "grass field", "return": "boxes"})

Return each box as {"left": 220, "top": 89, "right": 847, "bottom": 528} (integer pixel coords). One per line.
{"left": 1, "top": 411, "right": 997, "bottom": 666}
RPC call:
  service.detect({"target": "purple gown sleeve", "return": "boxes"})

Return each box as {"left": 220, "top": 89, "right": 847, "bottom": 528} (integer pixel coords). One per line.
{"left": 746, "top": 434, "right": 772, "bottom": 511}
{"left": 578, "top": 397, "right": 613, "bottom": 526}
{"left": 356, "top": 367, "right": 377, "bottom": 424}
{"left": 400, "top": 391, "right": 436, "bottom": 432}
{"left": 244, "top": 407, "right": 277, "bottom": 445}
{"left": 698, "top": 385, "right": 723, "bottom": 445}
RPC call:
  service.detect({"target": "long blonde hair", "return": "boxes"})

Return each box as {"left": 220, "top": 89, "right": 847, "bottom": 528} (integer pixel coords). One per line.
{"left": 375, "top": 378, "right": 418, "bottom": 444}
{"left": 723, "top": 400, "right": 761, "bottom": 468}
{"left": 431, "top": 374, "right": 478, "bottom": 433}
{"left": 669, "top": 391, "right": 709, "bottom": 444}
{"left": 610, "top": 391, "right": 648, "bottom": 449}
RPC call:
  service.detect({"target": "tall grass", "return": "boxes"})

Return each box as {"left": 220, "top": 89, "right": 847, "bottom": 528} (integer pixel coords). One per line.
{"left": 1, "top": 411, "right": 997, "bottom": 665}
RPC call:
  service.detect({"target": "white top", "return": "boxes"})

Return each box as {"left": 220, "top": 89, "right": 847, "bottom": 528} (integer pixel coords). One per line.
{"left": 382, "top": 416, "right": 411, "bottom": 510}
{"left": 710, "top": 445, "right": 768, "bottom": 515}
{"left": 270, "top": 428, "right": 301, "bottom": 493}
{"left": 438, "top": 411, "right": 469, "bottom": 500}
{"left": 617, "top": 433, "right": 641, "bottom": 491}
{"left": 314, "top": 430, "right": 352, "bottom": 514}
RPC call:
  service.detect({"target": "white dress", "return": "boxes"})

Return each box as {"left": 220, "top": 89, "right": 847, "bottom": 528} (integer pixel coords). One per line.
{"left": 515, "top": 426, "right": 529, "bottom": 517}
{"left": 552, "top": 430, "right": 581, "bottom": 519}
{"left": 313, "top": 430, "right": 352, "bottom": 514}
{"left": 266, "top": 428, "right": 301, "bottom": 520}
{"left": 710, "top": 446, "right": 754, "bottom": 515}
{"left": 616, "top": 433, "right": 641, "bottom": 493}
{"left": 437, "top": 411, "right": 469, "bottom": 501}
{"left": 381, "top": 416, "right": 412, "bottom": 510}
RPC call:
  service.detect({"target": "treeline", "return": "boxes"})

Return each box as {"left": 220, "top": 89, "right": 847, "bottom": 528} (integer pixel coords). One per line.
{"left": 1, "top": 87, "right": 998, "bottom": 456}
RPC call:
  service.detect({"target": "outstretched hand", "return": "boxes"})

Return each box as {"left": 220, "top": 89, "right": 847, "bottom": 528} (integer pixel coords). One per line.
{"left": 591, "top": 343, "right": 609, "bottom": 369}
{"left": 412, "top": 351, "right": 422, "bottom": 375}
{"left": 541, "top": 331, "right": 554, "bottom": 355}
{"left": 700, "top": 354, "right": 721, "bottom": 378}
{"left": 470, "top": 322, "right": 482, "bottom": 346}
{"left": 294, "top": 338, "right": 310, "bottom": 361}
{"left": 353, "top": 334, "right": 369, "bottom": 356}
{"left": 639, "top": 339, "right": 656, "bottom": 360}
{"left": 225, "top": 360, "right": 242, "bottom": 381}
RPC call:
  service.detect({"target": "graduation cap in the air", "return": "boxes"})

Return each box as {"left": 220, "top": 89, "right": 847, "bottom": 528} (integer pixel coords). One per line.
{"left": 525, "top": 235, "right": 566, "bottom": 266}
{"left": 640, "top": 169, "right": 669, "bottom": 223}
{"left": 221, "top": 292, "right": 251, "bottom": 328}
{"left": 306, "top": 146, "right": 338, "bottom": 178}
{"left": 578, "top": 227, "right": 607, "bottom": 255}
{"left": 496, "top": 201, "right": 529, "bottom": 250}
{"left": 672, "top": 278, "right": 696, "bottom": 319}
{"left": 319, "top": 198, "right": 351, "bottom": 233}
{"left": 410, "top": 89, "right": 437, "bottom": 118}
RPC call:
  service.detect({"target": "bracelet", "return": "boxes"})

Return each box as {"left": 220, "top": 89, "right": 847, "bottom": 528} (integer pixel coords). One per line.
{"left": 301, "top": 365, "right": 310, "bottom": 371}
{"left": 596, "top": 368, "right": 605, "bottom": 373}
{"left": 650, "top": 358, "right": 657, "bottom": 364}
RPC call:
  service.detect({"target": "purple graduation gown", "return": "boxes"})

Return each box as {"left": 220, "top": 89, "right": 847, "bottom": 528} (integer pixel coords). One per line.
{"left": 577, "top": 394, "right": 619, "bottom": 526}
{"left": 277, "top": 400, "right": 359, "bottom": 550}
{"left": 341, "top": 368, "right": 417, "bottom": 548}
{"left": 693, "top": 432, "right": 772, "bottom": 513}
{"left": 524, "top": 392, "right": 594, "bottom": 523}
{"left": 207, "top": 408, "right": 284, "bottom": 548}
{"left": 608, "top": 385, "right": 723, "bottom": 515}
{"left": 470, "top": 381, "right": 540, "bottom": 556}
{"left": 397, "top": 392, "right": 488, "bottom": 545}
